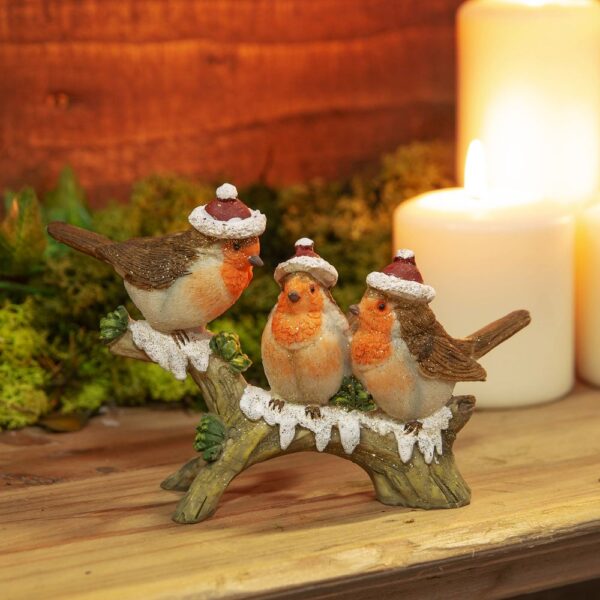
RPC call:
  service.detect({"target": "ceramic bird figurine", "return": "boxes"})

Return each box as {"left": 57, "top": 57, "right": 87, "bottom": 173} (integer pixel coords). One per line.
{"left": 350, "top": 250, "right": 531, "bottom": 423}
{"left": 261, "top": 238, "right": 350, "bottom": 418}
{"left": 48, "top": 183, "right": 266, "bottom": 342}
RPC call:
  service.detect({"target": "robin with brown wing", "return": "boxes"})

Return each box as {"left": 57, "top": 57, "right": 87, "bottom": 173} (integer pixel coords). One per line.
{"left": 47, "top": 183, "right": 265, "bottom": 343}
{"left": 350, "top": 249, "right": 531, "bottom": 427}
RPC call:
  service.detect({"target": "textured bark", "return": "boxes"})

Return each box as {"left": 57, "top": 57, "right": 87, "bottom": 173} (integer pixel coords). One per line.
{"left": 110, "top": 322, "right": 474, "bottom": 524}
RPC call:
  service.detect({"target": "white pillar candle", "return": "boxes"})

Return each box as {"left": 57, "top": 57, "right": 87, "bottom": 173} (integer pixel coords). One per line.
{"left": 457, "top": 0, "right": 600, "bottom": 204}
{"left": 576, "top": 202, "right": 600, "bottom": 386}
{"left": 393, "top": 143, "right": 575, "bottom": 408}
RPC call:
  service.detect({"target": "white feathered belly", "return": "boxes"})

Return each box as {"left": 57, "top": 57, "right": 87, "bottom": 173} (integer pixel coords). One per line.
{"left": 356, "top": 340, "right": 454, "bottom": 421}
{"left": 124, "top": 261, "right": 231, "bottom": 332}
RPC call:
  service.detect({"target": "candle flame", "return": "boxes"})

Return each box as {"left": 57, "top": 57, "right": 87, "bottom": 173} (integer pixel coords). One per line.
{"left": 464, "top": 140, "right": 488, "bottom": 200}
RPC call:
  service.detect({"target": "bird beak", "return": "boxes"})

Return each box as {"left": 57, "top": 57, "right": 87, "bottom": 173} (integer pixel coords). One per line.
{"left": 248, "top": 255, "right": 264, "bottom": 267}
{"left": 287, "top": 291, "right": 300, "bottom": 303}
{"left": 349, "top": 304, "right": 360, "bottom": 316}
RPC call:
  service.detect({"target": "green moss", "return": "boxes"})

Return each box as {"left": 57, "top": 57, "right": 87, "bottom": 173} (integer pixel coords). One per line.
{"left": 0, "top": 300, "right": 51, "bottom": 428}
{"left": 44, "top": 167, "right": 93, "bottom": 259}
{"left": 60, "top": 381, "right": 109, "bottom": 414}
{"left": 0, "top": 375, "right": 49, "bottom": 429}
{"left": 0, "top": 141, "right": 453, "bottom": 429}
{"left": 120, "top": 361, "right": 202, "bottom": 405}
{"left": 124, "top": 175, "right": 214, "bottom": 238}
{"left": 0, "top": 188, "right": 46, "bottom": 279}
{"left": 0, "top": 300, "right": 48, "bottom": 362}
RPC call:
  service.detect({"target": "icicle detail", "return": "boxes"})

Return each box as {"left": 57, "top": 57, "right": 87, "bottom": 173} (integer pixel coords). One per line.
{"left": 239, "top": 385, "right": 453, "bottom": 464}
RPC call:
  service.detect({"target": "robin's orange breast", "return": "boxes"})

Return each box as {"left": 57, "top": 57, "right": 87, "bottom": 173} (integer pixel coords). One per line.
{"left": 220, "top": 262, "right": 253, "bottom": 299}
{"left": 351, "top": 329, "right": 393, "bottom": 366}
{"left": 272, "top": 310, "right": 322, "bottom": 346}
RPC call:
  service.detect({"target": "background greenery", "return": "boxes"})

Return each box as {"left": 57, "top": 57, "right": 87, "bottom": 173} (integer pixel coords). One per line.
{"left": 0, "top": 142, "right": 453, "bottom": 429}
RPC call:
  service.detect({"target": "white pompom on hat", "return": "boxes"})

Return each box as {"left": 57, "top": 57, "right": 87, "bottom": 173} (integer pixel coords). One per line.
{"left": 274, "top": 238, "right": 338, "bottom": 288}
{"left": 366, "top": 249, "right": 436, "bottom": 303}
{"left": 188, "top": 183, "right": 266, "bottom": 239}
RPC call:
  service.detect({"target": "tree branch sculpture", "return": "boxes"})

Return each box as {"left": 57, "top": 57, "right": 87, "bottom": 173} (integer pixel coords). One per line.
{"left": 107, "top": 312, "right": 478, "bottom": 525}
{"left": 49, "top": 186, "right": 531, "bottom": 526}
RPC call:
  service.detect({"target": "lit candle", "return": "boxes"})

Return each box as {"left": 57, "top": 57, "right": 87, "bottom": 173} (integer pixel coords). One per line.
{"left": 393, "top": 142, "right": 575, "bottom": 408}
{"left": 457, "top": 0, "right": 600, "bottom": 204}
{"left": 576, "top": 202, "right": 600, "bottom": 386}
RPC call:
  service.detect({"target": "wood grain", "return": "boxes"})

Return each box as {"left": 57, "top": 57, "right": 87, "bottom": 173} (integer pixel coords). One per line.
{"left": 0, "top": 0, "right": 461, "bottom": 205}
{"left": 1, "top": 385, "right": 599, "bottom": 598}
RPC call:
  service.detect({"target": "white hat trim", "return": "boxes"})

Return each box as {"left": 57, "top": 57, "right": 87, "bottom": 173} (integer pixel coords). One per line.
{"left": 188, "top": 205, "right": 267, "bottom": 239}
{"left": 274, "top": 255, "right": 338, "bottom": 288}
{"left": 295, "top": 237, "right": 314, "bottom": 247}
{"left": 366, "top": 271, "right": 436, "bottom": 303}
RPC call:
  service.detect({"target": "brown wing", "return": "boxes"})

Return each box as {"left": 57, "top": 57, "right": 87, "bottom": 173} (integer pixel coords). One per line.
{"left": 97, "top": 228, "right": 211, "bottom": 290}
{"left": 397, "top": 304, "right": 487, "bottom": 382}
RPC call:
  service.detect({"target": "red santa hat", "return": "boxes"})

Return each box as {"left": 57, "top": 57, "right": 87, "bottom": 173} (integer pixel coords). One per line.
{"left": 366, "top": 249, "right": 435, "bottom": 303}
{"left": 274, "top": 238, "right": 338, "bottom": 288}
{"left": 188, "top": 183, "right": 266, "bottom": 239}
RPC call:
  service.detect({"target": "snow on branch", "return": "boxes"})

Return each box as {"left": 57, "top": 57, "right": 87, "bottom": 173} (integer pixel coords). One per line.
{"left": 240, "top": 386, "right": 453, "bottom": 464}
{"left": 129, "top": 321, "right": 211, "bottom": 380}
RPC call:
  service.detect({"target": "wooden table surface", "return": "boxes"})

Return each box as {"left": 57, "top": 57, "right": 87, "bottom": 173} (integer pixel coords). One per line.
{"left": 1, "top": 386, "right": 599, "bottom": 599}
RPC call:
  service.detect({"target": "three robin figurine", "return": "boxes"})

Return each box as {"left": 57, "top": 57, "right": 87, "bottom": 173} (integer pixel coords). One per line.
{"left": 50, "top": 189, "right": 529, "bottom": 423}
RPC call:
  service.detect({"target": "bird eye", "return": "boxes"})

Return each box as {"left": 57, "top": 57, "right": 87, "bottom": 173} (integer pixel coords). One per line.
{"left": 232, "top": 241, "right": 241, "bottom": 251}
{"left": 377, "top": 302, "right": 386, "bottom": 311}
{"left": 310, "top": 285, "right": 315, "bottom": 293}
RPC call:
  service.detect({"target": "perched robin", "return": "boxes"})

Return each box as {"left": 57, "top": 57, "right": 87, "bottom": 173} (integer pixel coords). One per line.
{"left": 350, "top": 250, "right": 530, "bottom": 423}
{"left": 47, "top": 183, "right": 265, "bottom": 341}
{"left": 261, "top": 238, "right": 350, "bottom": 418}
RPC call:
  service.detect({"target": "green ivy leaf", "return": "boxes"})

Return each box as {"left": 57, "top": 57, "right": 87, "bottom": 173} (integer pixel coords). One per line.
{"left": 329, "top": 376, "right": 377, "bottom": 412}
{"left": 99, "top": 306, "right": 129, "bottom": 344}
{"left": 209, "top": 331, "right": 252, "bottom": 373}
{"left": 193, "top": 414, "right": 227, "bottom": 462}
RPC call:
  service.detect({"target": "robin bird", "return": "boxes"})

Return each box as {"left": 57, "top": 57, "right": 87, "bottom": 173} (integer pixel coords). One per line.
{"left": 47, "top": 183, "right": 266, "bottom": 342}
{"left": 261, "top": 238, "right": 350, "bottom": 418}
{"left": 350, "top": 250, "right": 531, "bottom": 424}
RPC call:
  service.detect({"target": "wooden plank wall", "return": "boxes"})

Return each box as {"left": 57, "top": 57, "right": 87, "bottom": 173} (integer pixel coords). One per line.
{"left": 0, "top": 0, "right": 461, "bottom": 205}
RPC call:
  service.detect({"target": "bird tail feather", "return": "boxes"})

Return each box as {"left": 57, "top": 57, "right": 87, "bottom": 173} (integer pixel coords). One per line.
{"left": 47, "top": 222, "right": 112, "bottom": 259}
{"left": 463, "top": 310, "right": 531, "bottom": 360}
